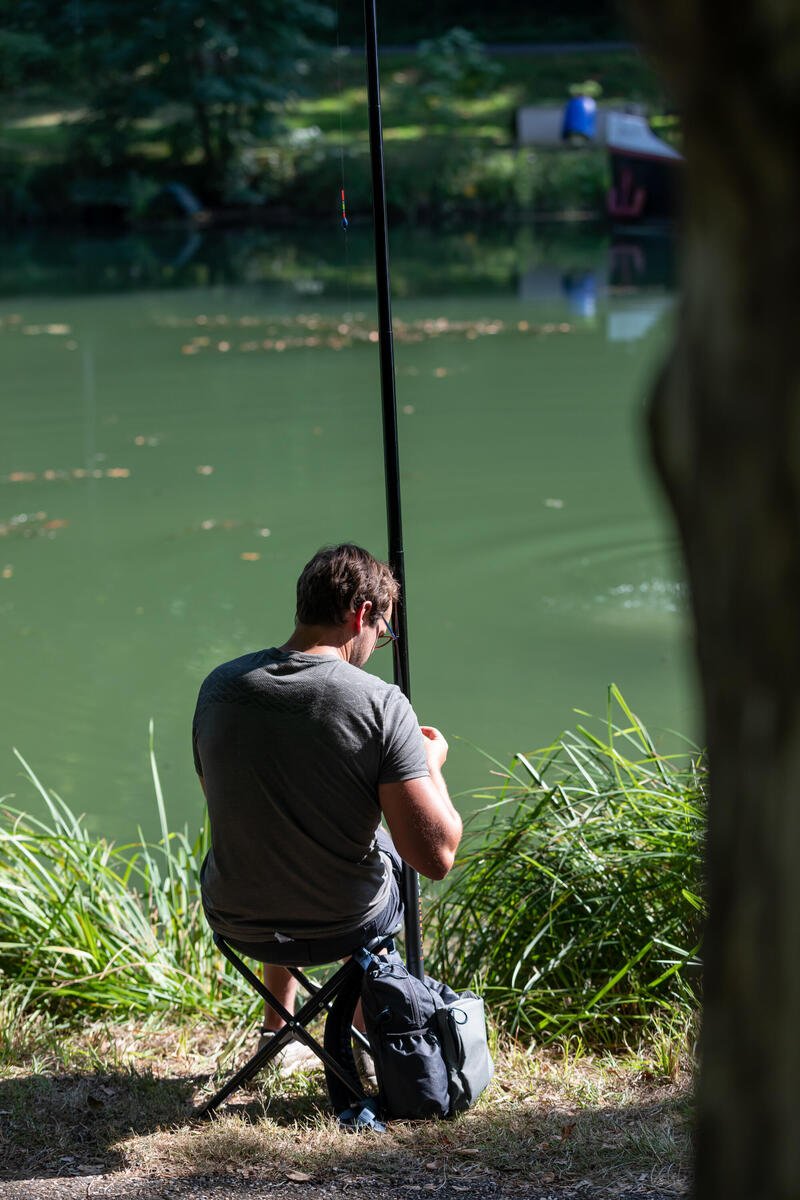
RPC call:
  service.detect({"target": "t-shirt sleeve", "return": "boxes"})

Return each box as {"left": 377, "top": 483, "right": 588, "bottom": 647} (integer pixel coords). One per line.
{"left": 378, "top": 688, "right": 430, "bottom": 785}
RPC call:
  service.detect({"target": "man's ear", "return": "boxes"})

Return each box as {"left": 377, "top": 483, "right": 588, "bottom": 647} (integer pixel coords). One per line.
{"left": 353, "top": 600, "right": 372, "bottom": 633}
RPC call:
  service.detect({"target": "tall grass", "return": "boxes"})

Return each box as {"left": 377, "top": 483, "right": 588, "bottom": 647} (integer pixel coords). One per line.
{"left": 425, "top": 686, "right": 705, "bottom": 1045}
{"left": 0, "top": 725, "right": 254, "bottom": 1022}
{"left": 1, "top": 695, "right": 704, "bottom": 1044}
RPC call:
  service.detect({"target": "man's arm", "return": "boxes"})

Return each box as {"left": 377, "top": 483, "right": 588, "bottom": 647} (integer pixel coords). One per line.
{"left": 379, "top": 726, "right": 462, "bottom": 881}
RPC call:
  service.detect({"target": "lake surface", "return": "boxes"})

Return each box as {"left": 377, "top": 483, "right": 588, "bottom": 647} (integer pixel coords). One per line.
{"left": 0, "top": 223, "right": 694, "bottom": 843}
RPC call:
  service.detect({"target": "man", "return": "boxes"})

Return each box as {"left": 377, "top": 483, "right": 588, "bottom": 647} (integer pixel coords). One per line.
{"left": 193, "top": 543, "right": 462, "bottom": 1070}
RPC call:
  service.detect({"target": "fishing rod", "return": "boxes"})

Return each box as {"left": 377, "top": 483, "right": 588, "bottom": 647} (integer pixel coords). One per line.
{"left": 363, "top": 0, "right": 424, "bottom": 982}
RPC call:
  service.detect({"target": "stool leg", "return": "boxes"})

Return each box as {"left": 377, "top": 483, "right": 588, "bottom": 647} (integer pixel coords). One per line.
{"left": 195, "top": 1024, "right": 295, "bottom": 1116}
{"left": 290, "top": 967, "right": 370, "bottom": 1052}
{"left": 195, "top": 950, "right": 366, "bottom": 1118}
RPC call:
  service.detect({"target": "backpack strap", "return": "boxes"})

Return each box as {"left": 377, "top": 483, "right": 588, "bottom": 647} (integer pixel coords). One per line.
{"left": 322, "top": 966, "right": 363, "bottom": 1115}
{"left": 322, "top": 936, "right": 394, "bottom": 1115}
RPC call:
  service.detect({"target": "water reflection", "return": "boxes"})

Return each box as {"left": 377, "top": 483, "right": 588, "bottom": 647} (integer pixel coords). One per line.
{"left": 0, "top": 223, "right": 678, "bottom": 351}
{"left": 606, "top": 296, "right": 673, "bottom": 344}
{"left": 0, "top": 224, "right": 676, "bottom": 307}
{"left": 518, "top": 230, "right": 676, "bottom": 337}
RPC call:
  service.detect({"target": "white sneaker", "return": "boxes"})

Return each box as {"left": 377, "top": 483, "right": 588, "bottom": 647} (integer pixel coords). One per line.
{"left": 353, "top": 1042, "right": 378, "bottom": 1090}
{"left": 258, "top": 1029, "right": 320, "bottom": 1076}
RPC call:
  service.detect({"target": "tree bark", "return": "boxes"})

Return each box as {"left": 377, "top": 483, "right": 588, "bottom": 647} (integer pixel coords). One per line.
{"left": 625, "top": 3, "right": 800, "bottom": 1197}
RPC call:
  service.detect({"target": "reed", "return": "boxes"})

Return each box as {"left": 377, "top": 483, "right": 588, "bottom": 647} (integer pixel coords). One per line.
{"left": 425, "top": 686, "right": 705, "bottom": 1045}
{"left": 0, "top": 726, "right": 254, "bottom": 1021}
{"left": 1, "top": 694, "right": 704, "bottom": 1043}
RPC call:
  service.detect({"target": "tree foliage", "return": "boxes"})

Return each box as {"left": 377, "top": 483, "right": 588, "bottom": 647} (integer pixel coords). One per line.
{"left": 1, "top": 0, "right": 336, "bottom": 197}
{"left": 416, "top": 27, "right": 503, "bottom": 100}
{"left": 0, "top": 28, "right": 53, "bottom": 90}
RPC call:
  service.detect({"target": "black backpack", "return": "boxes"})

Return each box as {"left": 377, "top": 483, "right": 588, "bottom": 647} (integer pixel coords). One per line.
{"left": 324, "top": 945, "right": 493, "bottom": 1122}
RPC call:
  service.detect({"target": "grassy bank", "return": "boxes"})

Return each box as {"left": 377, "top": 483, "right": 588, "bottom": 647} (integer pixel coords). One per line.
{"left": 0, "top": 1012, "right": 692, "bottom": 1195}
{"left": 0, "top": 693, "right": 703, "bottom": 1051}
{"left": 0, "top": 730, "right": 252, "bottom": 1023}
{"left": 429, "top": 686, "right": 704, "bottom": 1046}
{"left": 0, "top": 47, "right": 663, "bottom": 224}
{"left": 0, "top": 694, "right": 698, "bottom": 1193}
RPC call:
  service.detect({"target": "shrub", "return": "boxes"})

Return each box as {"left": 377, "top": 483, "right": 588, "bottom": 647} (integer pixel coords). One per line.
{"left": 531, "top": 148, "right": 610, "bottom": 214}
{"left": 416, "top": 28, "right": 503, "bottom": 101}
{"left": 425, "top": 686, "right": 705, "bottom": 1045}
{"left": 0, "top": 728, "right": 253, "bottom": 1020}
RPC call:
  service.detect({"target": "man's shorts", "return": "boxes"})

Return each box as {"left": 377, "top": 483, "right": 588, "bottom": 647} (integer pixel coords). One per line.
{"left": 224, "top": 828, "right": 404, "bottom": 966}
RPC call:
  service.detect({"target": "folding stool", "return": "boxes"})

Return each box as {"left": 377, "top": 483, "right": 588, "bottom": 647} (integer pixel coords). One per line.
{"left": 195, "top": 930, "right": 391, "bottom": 1117}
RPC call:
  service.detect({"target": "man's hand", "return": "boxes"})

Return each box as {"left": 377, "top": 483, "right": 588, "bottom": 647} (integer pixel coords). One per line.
{"left": 420, "top": 725, "right": 448, "bottom": 771}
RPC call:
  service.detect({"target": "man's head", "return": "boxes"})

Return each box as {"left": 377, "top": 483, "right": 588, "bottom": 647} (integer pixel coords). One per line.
{"left": 296, "top": 543, "right": 399, "bottom": 633}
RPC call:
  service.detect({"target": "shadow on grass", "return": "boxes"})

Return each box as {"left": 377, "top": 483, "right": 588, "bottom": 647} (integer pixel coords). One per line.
{"left": 188, "top": 1062, "right": 353, "bottom": 1130}
{"left": 0, "top": 1062, "right": 341, "bottom": 1183}
{"left": 0, "top": 1063, "right": 692, "bottom": 1196}
{"left": 177, "top": 1072, "right": 691, "bottom": 1194}
{"left": 0, "top": 1069, "right": 194, "bottom": 1181}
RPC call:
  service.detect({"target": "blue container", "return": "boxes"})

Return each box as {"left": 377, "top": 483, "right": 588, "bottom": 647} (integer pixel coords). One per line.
{"left": 562, "top": 271, "right": 597, "bottom": 319}
{"left": 562, "top": 96, "right": 597, "bottom": 141}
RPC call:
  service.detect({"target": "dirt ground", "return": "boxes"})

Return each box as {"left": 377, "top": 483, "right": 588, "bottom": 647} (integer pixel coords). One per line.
{"left": 0, "top": 1021, "right": 692, "bottom": 1200}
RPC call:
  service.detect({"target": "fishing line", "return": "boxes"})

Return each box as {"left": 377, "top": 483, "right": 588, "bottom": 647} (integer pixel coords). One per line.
{"left": 334, "top": 6, "right": 353, "bottom": 314}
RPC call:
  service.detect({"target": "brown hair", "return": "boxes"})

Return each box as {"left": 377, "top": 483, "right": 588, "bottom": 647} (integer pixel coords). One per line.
{"left": 296, "top": 544, "right": 399, "bottom": 627}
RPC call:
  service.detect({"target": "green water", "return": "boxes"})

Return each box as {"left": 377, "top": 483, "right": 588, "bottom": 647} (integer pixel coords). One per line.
{"left": 0, "top": 225, "right": 694, "bottom": 842}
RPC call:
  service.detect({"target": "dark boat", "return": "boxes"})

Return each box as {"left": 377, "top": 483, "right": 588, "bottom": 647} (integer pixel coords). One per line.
{"left": 605, "top": 112, "right": 683, "bottom": 224}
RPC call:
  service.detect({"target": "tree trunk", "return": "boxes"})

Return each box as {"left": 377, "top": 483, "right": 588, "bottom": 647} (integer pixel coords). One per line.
{"left": 625, "top": 3, "right": 800, "bottom": 1197}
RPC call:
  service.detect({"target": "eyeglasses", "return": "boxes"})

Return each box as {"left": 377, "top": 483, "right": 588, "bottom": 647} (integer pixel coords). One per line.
{"left": 375, "top": 614, "right": 398, "bottom": 649}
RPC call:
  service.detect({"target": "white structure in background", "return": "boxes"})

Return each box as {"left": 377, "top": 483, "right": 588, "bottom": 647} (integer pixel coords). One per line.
{"left": 516, "top": 104, "right": 683, "bottom": 223}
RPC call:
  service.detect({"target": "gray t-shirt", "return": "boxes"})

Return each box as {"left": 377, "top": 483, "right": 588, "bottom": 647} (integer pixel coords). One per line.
{"left": 193, "top": 648, "right": 429, "bottom": 941}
